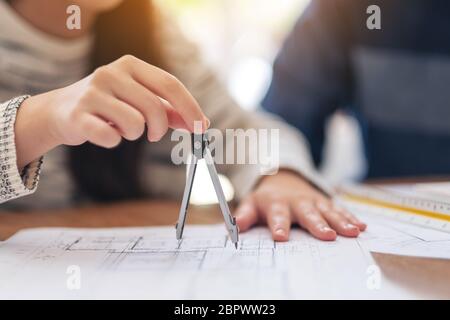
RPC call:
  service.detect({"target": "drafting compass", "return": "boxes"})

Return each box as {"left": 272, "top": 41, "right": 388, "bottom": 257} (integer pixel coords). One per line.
{"left": 176, "top": 133, "right": 239, "bottom": 249}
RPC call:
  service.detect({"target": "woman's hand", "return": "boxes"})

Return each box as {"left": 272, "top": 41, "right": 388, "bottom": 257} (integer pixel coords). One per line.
{"left": 235, "top": 171, "right": 366, "bottom": 241}
{"left": 15, "top": 55, "right": 209, "bottom": 168}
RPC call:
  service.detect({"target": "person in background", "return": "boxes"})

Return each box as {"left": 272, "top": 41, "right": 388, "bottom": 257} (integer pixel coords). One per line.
{"left": 0, "top": 0, "right": 366, "bottom": 241}
{"left": 263, "top": 0, "right": 450, "bottom": 199}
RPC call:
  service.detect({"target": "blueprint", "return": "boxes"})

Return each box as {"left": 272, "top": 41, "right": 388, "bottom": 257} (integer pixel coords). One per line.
{"left": 0, "top": 225, "right": 416, "bottom": 299}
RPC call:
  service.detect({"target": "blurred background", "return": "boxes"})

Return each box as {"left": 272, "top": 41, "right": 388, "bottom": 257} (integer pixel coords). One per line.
{"left": 157, "top": 0, "right": 366, "bottom": 204}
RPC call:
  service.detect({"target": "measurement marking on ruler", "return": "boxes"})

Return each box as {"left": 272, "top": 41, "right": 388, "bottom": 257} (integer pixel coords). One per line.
{"left": 344, "top": 194, "right": 450, "bottom": 223}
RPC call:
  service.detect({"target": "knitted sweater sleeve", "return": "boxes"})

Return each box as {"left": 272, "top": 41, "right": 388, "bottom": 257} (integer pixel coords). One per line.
{"left": 0, "top": 96, "right": 42, "bottom": 204}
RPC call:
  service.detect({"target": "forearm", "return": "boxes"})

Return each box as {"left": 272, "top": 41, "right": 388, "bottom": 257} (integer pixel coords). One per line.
{"left": 14, "top": 92, "right": 60, "bottom": 169}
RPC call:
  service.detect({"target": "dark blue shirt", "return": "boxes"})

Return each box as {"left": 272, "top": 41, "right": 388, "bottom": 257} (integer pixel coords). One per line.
{"left": 262, "top": 0, "right": 450, "bottom": 178}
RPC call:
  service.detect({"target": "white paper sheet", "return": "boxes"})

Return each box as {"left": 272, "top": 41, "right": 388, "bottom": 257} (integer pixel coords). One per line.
{"left": 0, "top": 225, "right": 416, "bottom": 299}
{"left": 344, "top": 201, "right": 450, "bottom": 259}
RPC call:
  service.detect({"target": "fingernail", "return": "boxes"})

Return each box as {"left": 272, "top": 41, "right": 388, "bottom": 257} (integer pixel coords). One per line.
{"left": 320, "top": 226, "right": 334, "bottom": 233}
{"left": 275, "top": 228, "right": 286, "bottom": 237}
{"left": 204, "top": 118, "right": 210, "bottom": 130}
{"left": 344, "top": 223, "right": 358, "bottom": 230}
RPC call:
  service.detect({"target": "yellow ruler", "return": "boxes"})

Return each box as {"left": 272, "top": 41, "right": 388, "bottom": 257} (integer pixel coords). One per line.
{"left": 340, "top": 184, "right": 450, "bottom": 233}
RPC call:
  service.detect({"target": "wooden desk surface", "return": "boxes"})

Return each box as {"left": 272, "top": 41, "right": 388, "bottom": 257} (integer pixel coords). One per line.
{"left": 1, "top": 200, "right": 449, "bottom": 299}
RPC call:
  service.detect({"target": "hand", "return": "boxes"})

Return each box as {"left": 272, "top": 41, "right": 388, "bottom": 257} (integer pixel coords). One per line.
{"left": 15, "top": 55, "right": 209, "bottom": 168}
{"left": 235, "top": 171, "right": 366, "bottom": 241}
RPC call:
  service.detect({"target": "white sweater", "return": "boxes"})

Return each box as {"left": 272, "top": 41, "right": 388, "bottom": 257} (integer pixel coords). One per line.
{"left": 0, "top": 2, "right": 323, "bottom": 210}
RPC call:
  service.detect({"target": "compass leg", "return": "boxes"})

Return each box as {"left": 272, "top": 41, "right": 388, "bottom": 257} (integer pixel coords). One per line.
{"left": 176, "top": 155, "right": 198, "bottom": 240}
{"left": 204, "top": 148, "right": 239, "bottom": 246}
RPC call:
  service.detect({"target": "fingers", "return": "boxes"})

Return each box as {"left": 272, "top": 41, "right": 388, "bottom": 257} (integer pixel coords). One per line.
{"left": 78, "top": 113, "right": 121, "bottom": 148}
{"left": 261, "top": 201, "right": 291, "bottom": 242}
{"left": 293, "top": 200, "right": 337, "bottom": 241}
{"left": 119, "top": 55, "right": 209, "bottom": 132}
{"left": 141, "top": 94, "right": 169, "bottom": 142}
{"left": 333, "top": 204, "right": 367, "bottom": 231}
{"left": 110, "top": 78, "right": 170, "bottom": 141}
{"left": 235, "top": 195, "right": 366, "bottom": 242}
{"left": 95, "top": 71, "right": 190, "bottom": 141}
{"left": 316, "top": 202, "right": 361, "bottom": 237}
{"left": 235, "top": 195, "right": 258, "bottom": 232}
{"left": 86, "top": 90, "right": 146, "bottom": 142}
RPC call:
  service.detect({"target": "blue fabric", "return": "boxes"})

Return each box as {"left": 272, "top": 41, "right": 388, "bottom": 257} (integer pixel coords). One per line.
{"left": 262, "top": 0, "right": 450, "bottom": 178}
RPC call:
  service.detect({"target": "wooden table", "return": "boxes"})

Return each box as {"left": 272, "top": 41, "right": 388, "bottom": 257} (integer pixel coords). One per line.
{"left": 1, "top": 200, "right": 449, "bottom": 299}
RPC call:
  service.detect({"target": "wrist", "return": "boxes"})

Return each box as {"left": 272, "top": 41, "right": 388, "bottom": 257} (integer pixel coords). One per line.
{"left": 15, "top": 92, "right": 62, "bottom": 168}
{"left": 257, "top": 169, "right": 307, "bottom": 186}
{"left": 28, "top": 91, "right": 63, "bottom": 146}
